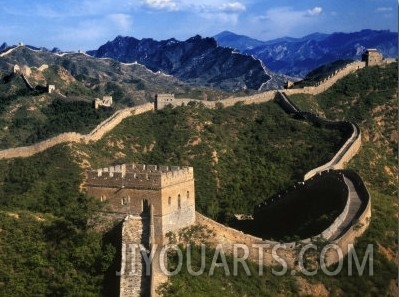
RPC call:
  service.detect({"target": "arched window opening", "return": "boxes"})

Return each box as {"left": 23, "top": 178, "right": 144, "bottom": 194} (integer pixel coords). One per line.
{"left": 178, "top": 194, "right": 181, "bottom": 209}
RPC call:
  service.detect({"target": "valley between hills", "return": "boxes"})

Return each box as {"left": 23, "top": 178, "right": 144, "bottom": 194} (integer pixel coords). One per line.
{"left": 0, "top": 39, "right": 396, "bottom": 296}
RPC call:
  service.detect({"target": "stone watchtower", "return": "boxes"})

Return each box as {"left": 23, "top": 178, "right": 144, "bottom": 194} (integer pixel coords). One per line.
{"left": 85, "top": 163, "right": 195, "bottom": 244}
{"left": 362, "top": 49, "right": 383, "bottom": 66}
{"left": 154, "top": 93, "right": 175, "bottom": 110}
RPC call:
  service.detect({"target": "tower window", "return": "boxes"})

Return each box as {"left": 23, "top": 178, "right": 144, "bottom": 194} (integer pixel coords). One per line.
{"left": 178, "top": 194, "right": 181, "bottom": 209}
{"left": 168, "top": 196, "right": 171, "bottom": 206}
{"left": 121, "top": 197, "right": 128, "bottom": 205}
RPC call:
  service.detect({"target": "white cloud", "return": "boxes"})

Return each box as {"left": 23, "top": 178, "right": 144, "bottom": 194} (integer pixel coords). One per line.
{"left": 376, "top": 7, "right": 393, "bottom": 12}
{"left": 219, "top": 2, "right": 246, "bottom": 13}
{"left": 141, "top": 0, "right": 246, "bottom": 14}
{"left": 307, "top": 6, "right": 322, "bottom": 16}
{"left": 144, "top": 0, "right": 178, "bottom": 11}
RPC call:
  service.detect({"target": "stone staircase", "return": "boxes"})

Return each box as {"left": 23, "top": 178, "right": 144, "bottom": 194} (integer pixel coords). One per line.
{"left": 120, "top": 215, "right": 150, "bottom": 297}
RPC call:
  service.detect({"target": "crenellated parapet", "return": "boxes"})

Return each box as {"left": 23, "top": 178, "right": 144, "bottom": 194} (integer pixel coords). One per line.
{"left": 86, "top": 162, "right": 196, "bottom": 246}
{"left": 86, "top": 163, "right": 194, "bottom": 190}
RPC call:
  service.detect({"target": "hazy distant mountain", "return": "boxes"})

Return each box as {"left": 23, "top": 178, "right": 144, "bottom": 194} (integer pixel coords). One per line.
{"left": 0, "top": 42, "right": 8, "bottom": 52}
{"left": 213, "top": 31, "right": 266, "bottom": 51}
{"left": 87, "top": 35, "right": 272, "bottom": 91}
{"left": 214, "top": 29, "right": 398, "bottom": 77}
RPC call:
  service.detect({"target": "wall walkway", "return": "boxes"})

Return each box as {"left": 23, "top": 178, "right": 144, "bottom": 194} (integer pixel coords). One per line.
{"left": 120, "top": 215, "right": 150, "bottom": 297}
{"left": 328, "top": 176, "right": 362, "bottom": 241}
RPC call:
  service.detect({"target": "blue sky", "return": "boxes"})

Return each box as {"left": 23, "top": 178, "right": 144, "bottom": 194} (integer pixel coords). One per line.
{"left": 0, "top": 0, "right": 397, "bottom": 51}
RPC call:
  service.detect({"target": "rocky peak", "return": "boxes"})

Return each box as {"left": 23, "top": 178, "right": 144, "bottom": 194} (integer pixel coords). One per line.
{"left": 88, "top": 35, "right": 272, "bottom": 91}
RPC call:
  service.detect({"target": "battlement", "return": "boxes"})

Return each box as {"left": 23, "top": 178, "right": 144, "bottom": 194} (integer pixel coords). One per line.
{"left": 86, "top": 163, "right": 194, "bottom": 189}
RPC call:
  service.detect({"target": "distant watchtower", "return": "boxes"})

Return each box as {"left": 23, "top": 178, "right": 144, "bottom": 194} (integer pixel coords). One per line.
{"left": 85, "top": 163, "right": 196, "bottom": 244}
{"left": 47, "top": 84, "right": 56, "bottom": 94}
{"left": 155, "top": 93, "right": 175, "bottom": 110}
{"left": 362, "top": 49, "right": 383, "bottom": 66}
{"left": 93, "top": 96, "right": 113, "bottom": 109}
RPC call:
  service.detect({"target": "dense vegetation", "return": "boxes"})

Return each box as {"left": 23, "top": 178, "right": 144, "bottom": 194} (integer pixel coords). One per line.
{"left": 0, "top": 62, "right": 396, "bottom": 296}
{"left": 2, "top": 98, "right": 113, "bottom": 149}
{"left": 0, "top": 62, "right": 231, "bottom": 149}
{"left": 0, "top": 146, "right": 116, "bottom": 296}
{"left": 84, "top": 100, "right": 346, "bottom": 222}
{"left": 22, "top": 99, "right": 113, "bottom": 144}
{"left": 0, "top": 71, "right": 114, "bottom": 148}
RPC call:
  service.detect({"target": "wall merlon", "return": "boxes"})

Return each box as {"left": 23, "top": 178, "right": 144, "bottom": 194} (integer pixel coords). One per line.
{"left": 147, "top": 165, "right": 157, "bottom": 171}
{"left": 134, "top": 164, "right": 146, "bottom": 171}
{"left": 159, "top": 165, "right": 169, "bottom": 171}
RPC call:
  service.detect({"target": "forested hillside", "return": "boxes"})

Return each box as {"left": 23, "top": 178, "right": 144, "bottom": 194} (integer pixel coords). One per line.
{"left": 0, "top": 63, "right": 396, "bottom": 296}
{"left": 81, "top": 100, "right": 347, "bottom": 221}
{"left": 0, "top": 51, "right": 229, "bottom": 149}
{"left": 159, "top": 63, "right": 398, "bottom": 296}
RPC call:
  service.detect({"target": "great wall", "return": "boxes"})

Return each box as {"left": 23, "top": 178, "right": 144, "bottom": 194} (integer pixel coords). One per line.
{"left": 0, "top": 59, "right": 370, "bottom": 161}
{"left": 154, "top": 61, "right": 368, "bottom": 110}
{"left": 0, "top": 51, "right": 395, "bottom": 296}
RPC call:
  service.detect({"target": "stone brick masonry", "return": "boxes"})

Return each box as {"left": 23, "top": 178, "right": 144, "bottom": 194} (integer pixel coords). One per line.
{"left": 85, "top": 163, "right": 196, "bottom": 245}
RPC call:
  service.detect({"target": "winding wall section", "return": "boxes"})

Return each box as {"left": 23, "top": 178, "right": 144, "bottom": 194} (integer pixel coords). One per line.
{"left": 0, "top": 103, "right": 154, "bottom": 159}
{"left": 276, "top": 91, "right": 362, "bottom": 180}
{"left": 0, "top": 59, "right": 368, "bottom": 160}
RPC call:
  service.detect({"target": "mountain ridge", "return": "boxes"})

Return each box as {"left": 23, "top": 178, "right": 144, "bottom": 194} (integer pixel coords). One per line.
{"left": 1, "top": 29, "right": 396, "bottom": 88}
{"left": 214, "top": 29, "right": 398, "bottom": 77}
{"left": 87, "top": 35, "right": 273, "bottom": 91}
